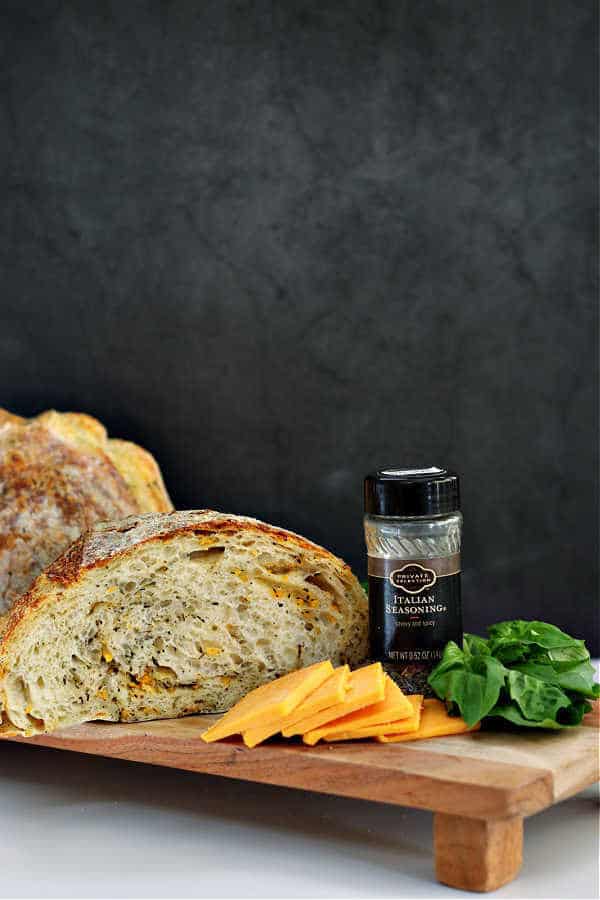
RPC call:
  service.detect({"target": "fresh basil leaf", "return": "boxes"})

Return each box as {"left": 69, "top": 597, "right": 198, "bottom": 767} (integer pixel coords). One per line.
{"left": 488, "top": 620, "right": 580, "bottom": 650}
{"left": 429, "top": 651, "right": 506, "bottom": 727}
{"left": 428, "top": 641, "right": 465, "bottom": 681}
{"left": 463, "top": 633, "right": 490, "bottom": 656}
{"left": 506, "top": 670, "right": 571, "bottom": 721}
{"left": 515, "top": 660, "right": 599, "bottom": 698}
{"left": 489, "top": 703, "right": 567, "bottom": 730}
{"left": 558, "top": 698, "right": 592, "bottom": 726}
{"left": 488, "top": 621, "right": 591, "bottom": 668}
{"left": 451, "top": 657, "right": 506, "bottom": 726}
{"left": 545, "top": 643, "right": 590, "bottom": 669}
{"left": 431, "top": 621, "right": 599, "bottom": 733}
{"left": 492, "top": 696, "right": 590, "bottom": 730}
{"left": 492, "top": 644, "right": 528, "bottom": 665}
{"left": 427, "top": 644, "right": 464, "bottom": 708}
{"left": 526, "top": 648, "right": 592, "bottom": 678}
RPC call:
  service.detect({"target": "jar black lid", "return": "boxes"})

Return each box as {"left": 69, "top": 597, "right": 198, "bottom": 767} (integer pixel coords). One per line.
{"left": 364, "top": 467, "right": 460, "bottom": 517}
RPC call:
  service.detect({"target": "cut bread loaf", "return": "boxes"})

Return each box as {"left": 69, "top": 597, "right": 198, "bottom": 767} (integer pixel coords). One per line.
{"left": 0, "top": 510, "right": 368, "bottom": 735}
{"left": 0, "top": 408, "right": 172, "bottom": 614}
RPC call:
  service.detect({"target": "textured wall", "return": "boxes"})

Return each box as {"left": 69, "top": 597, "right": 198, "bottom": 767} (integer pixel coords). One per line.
{"left": 1, "top": 2, "right": 597, "bottom": 649}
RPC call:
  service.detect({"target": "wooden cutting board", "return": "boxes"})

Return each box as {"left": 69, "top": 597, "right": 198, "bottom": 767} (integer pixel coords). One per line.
{"left": 5, "top": 705, "right": 599, "bottom": 893}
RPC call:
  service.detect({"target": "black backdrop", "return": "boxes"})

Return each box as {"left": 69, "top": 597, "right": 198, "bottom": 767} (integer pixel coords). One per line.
{"left": 1, "top": 2, "right": 598, "bottom": 652}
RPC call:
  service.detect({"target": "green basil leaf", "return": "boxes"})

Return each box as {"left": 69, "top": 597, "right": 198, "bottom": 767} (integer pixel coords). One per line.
{"left": 489, "top": 703, "right": 567, "bottom": 730}
{"left": 506, "top": 670, "right": 571, "bottom": 721}
{"left": 515, "top": 660, "right": 599, "bottom": 698}
{"left": 428, "top": 641, "right": 465, "bottom": 683}
{"left": 429, "top": 652, "right": 506, "bottom": 727}
{"left": 488, "top": 620, "right": 580, "bottom": 650}
{"left": 558, "top": 698, "right": 592, "bottom": 726}
{"left": 463, "top": 634, "right": 491, "bottom": 656}
{"left": 545, "top": 643, "right": 591, "bottom": 669}
{"left": 430, "top": 622, "right": 598, "bottom": 732}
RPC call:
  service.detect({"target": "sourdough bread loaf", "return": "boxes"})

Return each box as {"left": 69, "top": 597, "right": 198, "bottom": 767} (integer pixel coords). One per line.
{"left": 0, "top": 408, "right": 172, "bottom": 614}
{"left": 0, "top": 510, "right": 368, "bottom": 735}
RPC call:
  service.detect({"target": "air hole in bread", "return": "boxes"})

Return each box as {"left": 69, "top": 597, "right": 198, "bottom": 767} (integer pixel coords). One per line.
{"left": 305, "top": 573, "right": 333, "bottom": 593}
{"left": 26, "top": 712, "right": 45, "bottom": 728}
{"left": 153, "top": 666, "right": 178, "bottom": 681}
{"left": 121, "top": 582, "right": 136, "bottom": 593}
{"left": 188, "top": 547, "right": 225, "bottom": 565}
{"left": 264, "top": 561, "right": 294, "bottom": 575}
{"left": 0, "top": 514, "right": 368, "bottom": 734}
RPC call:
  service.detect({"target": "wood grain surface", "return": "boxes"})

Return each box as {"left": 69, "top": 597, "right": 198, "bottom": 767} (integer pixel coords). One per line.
{"left": 5, "top": 704, "right": 599, "bottom": 821}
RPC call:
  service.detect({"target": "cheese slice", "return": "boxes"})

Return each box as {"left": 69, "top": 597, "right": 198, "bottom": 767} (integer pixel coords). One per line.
{"left": 376, "top": 698, "right": 480, "bottom": 743}
{"left": 242, "top": 665, "right": 350, "bottom": 748}
{"left": 283, "top": 662, "right": 386, "bottom": 738}
{"left": 201, "top": 660, "right": 334, "bottom": 742}
{"left": 304, "top": 694, "right": 423, "bottom": 744}
{"left": 302, "top": 675, "right": 413, "bottom": 742}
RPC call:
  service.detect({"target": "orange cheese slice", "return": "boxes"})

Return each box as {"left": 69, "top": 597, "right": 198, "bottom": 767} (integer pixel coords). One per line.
{"left": 242, "top": 665, "right": 350, "bottom": 748}
{"left": 283, "top": 662, "right": 386, "bottom": 738}
{"left": 200, "top": 660, "right": 334, "bottom": 742}
{"left": 304, "top": 694, "right": 423, "bottom": 744}
{"left": 302, "top": 675, "right": 413, "bottom": 741}
{"left": 376, "top": 698, "right": 480, "bottom": 743}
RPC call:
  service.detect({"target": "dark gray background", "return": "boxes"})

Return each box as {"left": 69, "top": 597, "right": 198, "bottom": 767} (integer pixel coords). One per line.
{"left": 1, "top": 2, "right": 597, "bottom": 651}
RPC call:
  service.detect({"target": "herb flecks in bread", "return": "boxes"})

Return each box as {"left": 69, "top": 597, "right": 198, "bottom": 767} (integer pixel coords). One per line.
{"left": 0, "top": 511, "right": 368, "bottom": 735}
{"left": 0, "top": 408, "right": 172, "bottom": 614}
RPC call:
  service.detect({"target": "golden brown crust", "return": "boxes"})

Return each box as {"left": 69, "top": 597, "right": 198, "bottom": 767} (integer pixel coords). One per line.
{"left": 34, "top": 410, "right": 108, "bottom": 452}
{"left": 0, "top": 511, "right": 353, "bottom": 648}
{"left": 0, "top": 409, "right": 26, "bottom": 427}
{"left": 35, "top": 411, "right": 173, "bottom": 514}
{"left": 105, "top": 440, "right": 173, "bottom": 513}
{"left": 0, "top": 408, "right": 172, "bottom": 615}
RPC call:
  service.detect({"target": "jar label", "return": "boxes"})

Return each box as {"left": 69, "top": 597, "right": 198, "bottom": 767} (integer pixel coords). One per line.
{"left": 368, "top": 555, "right": 462, "bottom": 673}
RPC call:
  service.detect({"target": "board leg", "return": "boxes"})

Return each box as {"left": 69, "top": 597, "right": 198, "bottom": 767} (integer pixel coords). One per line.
{"left": 434, "top": 812, "right": 523, "bottom": 892}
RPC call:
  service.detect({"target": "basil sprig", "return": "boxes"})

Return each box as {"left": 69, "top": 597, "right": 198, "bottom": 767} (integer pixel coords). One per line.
{"left": 428, "top": 620, "right": 600, "bottom": 729}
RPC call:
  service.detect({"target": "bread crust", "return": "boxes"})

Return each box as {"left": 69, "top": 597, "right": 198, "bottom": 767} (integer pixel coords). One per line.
{"left": 104, "top": 440, "right": 172, "bottom": 513}
{"left": 0, "top": 511, "right": 368, "bottom": 734}
{"left": 1, "top": 510, "right": 361, "bottom": 654}
{"left": 0, "top": 408, "right": 173, "bottom": 613}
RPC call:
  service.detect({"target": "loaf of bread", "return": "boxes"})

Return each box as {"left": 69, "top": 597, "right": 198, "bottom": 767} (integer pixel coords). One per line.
{"left": 0, "top": 510, "right": 368, "bottom": 735}
{"left": 0, "top": 408, "right": 172, "bottom": 614}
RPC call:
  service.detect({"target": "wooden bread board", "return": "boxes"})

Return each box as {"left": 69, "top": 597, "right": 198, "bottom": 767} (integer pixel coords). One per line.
{"left": 5, "top": 703, "right": 599, "bottom": 893}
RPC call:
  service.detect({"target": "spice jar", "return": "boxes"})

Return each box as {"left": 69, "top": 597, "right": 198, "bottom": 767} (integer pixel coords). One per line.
{"left": 364, "top": 467, "right": 462, "bottom": 696}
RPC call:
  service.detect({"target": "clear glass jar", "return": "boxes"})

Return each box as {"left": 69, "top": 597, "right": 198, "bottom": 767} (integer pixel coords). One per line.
{"left": 364, "top": 468, "right": 462, "bottom": 696}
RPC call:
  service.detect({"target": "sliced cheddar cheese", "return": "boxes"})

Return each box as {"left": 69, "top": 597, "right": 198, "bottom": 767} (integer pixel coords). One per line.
{"left": 283, "top": 662, "right": 386, "bottom": 738}
{"left": 376, "top": 698, "right": 480, "bottom": 743}
{"left": 304, "top": 694, "right": 423, "bottom": 745}
{"left": 201, "top": 659, "right": 334, "bottom": 742}
{"left": 303, "top": 675, "right": 413, "bottom": 740}
{"left": 242, "top": 665, "right": 350, "bottom": 748}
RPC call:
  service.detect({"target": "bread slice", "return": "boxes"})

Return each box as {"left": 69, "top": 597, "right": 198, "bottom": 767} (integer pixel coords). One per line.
{"left": 0, "top": 408, "right": 172, "bottom": 614}
{"left": 0, "top": 510, "right": 368, "bottom": 735}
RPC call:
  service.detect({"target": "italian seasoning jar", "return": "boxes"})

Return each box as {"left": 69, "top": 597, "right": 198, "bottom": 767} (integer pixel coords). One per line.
{"left": 364, "top": 467, "right": 462, "bottom": 696}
